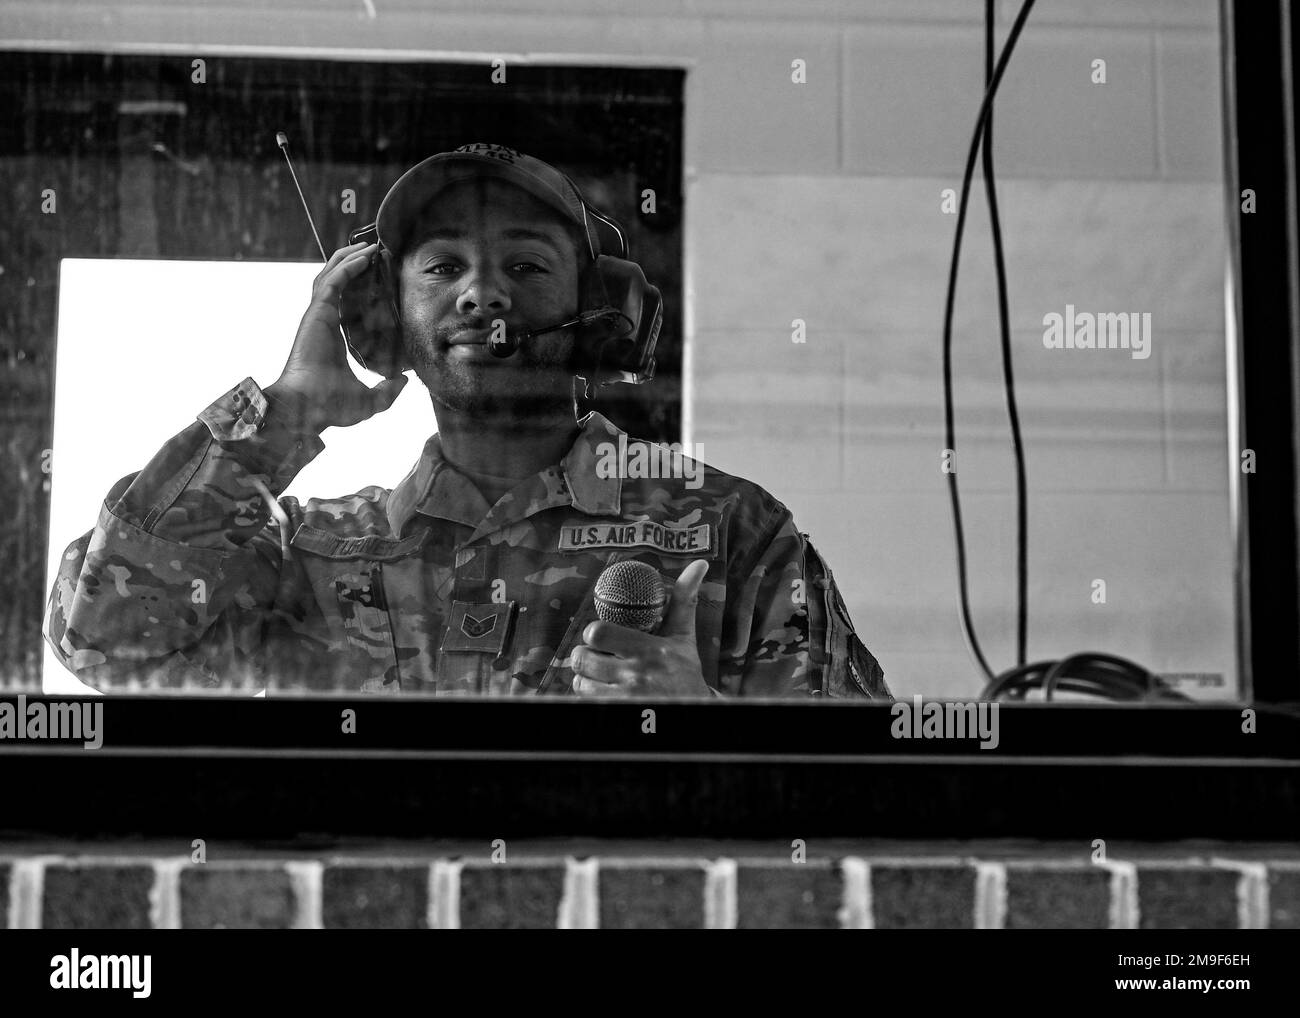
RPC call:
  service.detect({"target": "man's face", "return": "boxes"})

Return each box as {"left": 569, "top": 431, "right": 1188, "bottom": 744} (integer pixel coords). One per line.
{"left": 397, "top": 177, "right": 584, "bottom": 419}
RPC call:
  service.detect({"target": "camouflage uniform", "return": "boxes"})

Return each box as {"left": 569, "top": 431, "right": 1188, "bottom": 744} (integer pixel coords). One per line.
{"left": 45, "top": 378, "right": 890, "bottom": 698}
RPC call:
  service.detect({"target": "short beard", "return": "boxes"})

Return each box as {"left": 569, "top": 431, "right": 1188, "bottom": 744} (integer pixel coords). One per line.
{"left": 402, "top": 318, "right": 577, "bottom": 424}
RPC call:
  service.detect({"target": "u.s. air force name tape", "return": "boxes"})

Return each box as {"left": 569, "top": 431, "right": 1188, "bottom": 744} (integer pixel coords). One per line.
{"left": 558, "top": 520, "right": 713, "bottom": 555}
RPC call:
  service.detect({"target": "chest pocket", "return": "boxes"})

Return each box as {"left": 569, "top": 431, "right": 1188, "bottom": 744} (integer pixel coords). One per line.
{"left": 289, "top": 524, "right": 429, "bottom": 693}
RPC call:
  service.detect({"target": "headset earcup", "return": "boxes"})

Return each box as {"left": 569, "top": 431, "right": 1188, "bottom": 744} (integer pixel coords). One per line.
{"left": 339, "top": 241, "right": 410, "bottom": 378}
{"left": 577, "top": 256, "right": 661, "bottom": 384}
{"left": 576, "top": 260, "right": 618, "bottom": 353}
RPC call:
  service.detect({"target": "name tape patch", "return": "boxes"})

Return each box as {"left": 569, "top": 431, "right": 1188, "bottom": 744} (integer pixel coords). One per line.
{"left": 559, "top": 520, "right": 713, "bottom": 555}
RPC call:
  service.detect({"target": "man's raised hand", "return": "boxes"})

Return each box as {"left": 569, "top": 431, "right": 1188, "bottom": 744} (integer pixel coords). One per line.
{"left": 265, "top": 241, "right": 407, "bottom": 432}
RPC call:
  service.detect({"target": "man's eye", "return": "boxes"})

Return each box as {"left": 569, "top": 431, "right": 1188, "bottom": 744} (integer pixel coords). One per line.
{"left": 511, "top": 261, "right": 546, "bottom": 273}
{"left": 424, "top": 262, "right": 460, "bottom": 275}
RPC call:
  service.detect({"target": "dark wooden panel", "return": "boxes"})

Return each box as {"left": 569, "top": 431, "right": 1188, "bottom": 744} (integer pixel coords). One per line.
{"left": 0, "top": 698, "right": 1296, "bottom": 841}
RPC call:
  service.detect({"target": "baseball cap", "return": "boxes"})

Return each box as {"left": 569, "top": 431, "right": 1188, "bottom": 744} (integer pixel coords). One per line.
{"left": 375, "top": 142, "right": 599, "bottom": 259}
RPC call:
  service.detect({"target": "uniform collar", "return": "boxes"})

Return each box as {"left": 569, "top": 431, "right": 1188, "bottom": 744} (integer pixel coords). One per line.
{"left": 386, "top": 411, "right": 626, "bottom": 537}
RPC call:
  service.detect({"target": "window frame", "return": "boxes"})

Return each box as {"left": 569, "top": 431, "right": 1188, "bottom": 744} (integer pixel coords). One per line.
{"left": 4, "top": 2, "right": 1298, "bottom": 843}
{"left": 1, "top": 698, "right": 1297, "bottom": 840}
{"left": 1224, "top": 0, "right": 1300, "bottom": 701}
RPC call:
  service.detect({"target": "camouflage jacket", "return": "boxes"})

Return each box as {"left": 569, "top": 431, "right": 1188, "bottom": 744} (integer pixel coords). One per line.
{"left": 45, "top": 377, "right": 890, "bottom": 698}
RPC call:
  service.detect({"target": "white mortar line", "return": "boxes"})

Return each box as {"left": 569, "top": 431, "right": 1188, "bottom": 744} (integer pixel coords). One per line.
{"left": 973, "top": 861, "right": 1007, "bottom": 929}
{"left": 558, "top": 857, "right": 598, "bottom": 930}
{"left": 1210, "top": 859, "right": 1270, "bottom": 929}
{"left": 429, "top": 860, "right": 462, "bottom": 930}
{"left": 703, "top": 858, "right": 737, "bottom": 929}
{"left": 838, "top": 857, "right": 871, "bottom": 929}
{"left": 286, "top": 860, "right": 323, "bottom": 930}
{"left": 10, "top": 858, "right": 48, "bottom": 930}
{"left": 149, "top": 859, "right": 184, "bottom": 930}
{"left": 1098, "top": 860, "right": 1139, "bottom": 930}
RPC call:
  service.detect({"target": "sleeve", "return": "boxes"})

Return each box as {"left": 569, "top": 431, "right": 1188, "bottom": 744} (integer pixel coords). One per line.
{"left": 43, "top": 378, "right": 326, "bottom": 691}
{"left": 802, "top": 535, "right": 891, "bottom": 699}
{"left": 719, "top": 508, "right": 890, "bottom": 699}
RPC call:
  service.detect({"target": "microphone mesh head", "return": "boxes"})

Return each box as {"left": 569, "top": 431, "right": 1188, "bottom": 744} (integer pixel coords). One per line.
{"left": 594, "top": 560, "right": 667, "bottom": 632}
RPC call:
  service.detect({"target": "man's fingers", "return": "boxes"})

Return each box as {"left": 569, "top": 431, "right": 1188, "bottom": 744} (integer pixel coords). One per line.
{"left": 367, "top": 374, "right": 408, "bottom": 413}
{"left": 312, "top": 243, "right": 378, "bottom": 303}
{"left": 571, "top": 646, "right": 635, "bottom": 685}
{"left": 325, "top": 244, "right": 378, "bottom": 282}
{"left": 315, "top": 240, "right": 372, "bottom": 281}
{"left": 330, "top": 375, "right": 408, "bottom": 428}
{"left": 659, "top": 559, "right": 709, "bottom": 640}
{"left": 581, "top": 620, "right": 655, "bottom": 657}
{"left": 571, "top": 673, "right": 629, "bottom": 697}
{"left": 330, "top": 239, "right": 373, "bottom": 261}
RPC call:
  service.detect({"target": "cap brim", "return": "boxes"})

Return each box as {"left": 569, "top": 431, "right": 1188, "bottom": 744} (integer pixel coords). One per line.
{"left": 376, "top": 154, "right": 583, "bottom": 256}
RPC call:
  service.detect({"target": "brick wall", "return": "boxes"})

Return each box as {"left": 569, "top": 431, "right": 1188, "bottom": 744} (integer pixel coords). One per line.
{"left": 1, "top": 0, "right": 1236, "bottom": 699}
{"left": 5, "top": 844, "right": 1299, "bottom": 929}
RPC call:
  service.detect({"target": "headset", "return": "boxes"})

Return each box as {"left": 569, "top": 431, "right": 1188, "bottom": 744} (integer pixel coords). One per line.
{"left": 338, "top": 196, "right": 663, "bottom": 388}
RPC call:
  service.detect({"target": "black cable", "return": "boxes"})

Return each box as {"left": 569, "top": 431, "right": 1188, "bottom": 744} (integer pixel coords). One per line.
{"left": 1042, "top": 652, "right": 1143, "bottom": 702}
{"left": 983, "top": 0, "right": 1030, "bottom": 668}
{"left": 942, "top": 0, "right": 1037, "bottom": 683}
{"left": 961, "top": 8, "right": 1192, "bottom": 706}
{"left": 980, "top": 659, "right": 1052, "bottom": 700}
{"left": 980, "top": 651, "right": 1192, "bottom": 703}
{"left": 951, "top": 4, "right": 1191, "bottom": 703}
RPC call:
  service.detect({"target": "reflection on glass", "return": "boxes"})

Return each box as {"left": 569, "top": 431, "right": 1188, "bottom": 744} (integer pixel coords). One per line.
{"left": 15, "top": 3, "right": 1235, "bottom": 703}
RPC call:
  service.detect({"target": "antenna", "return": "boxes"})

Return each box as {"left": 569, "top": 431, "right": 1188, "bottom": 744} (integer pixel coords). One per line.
{"left": 275, "top": 131, "right": 328, "bottom": 262}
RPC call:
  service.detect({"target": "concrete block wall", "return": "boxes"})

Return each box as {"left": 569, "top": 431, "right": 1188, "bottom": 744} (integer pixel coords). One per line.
{"left": 681, "top": 2, "right": 1231, "bottom": 699}
{"left": 2, "top": 0, "right": 1235, "bottom": 698}
{"left": 4, "top": 843, "right": 1297, "bottom": 929}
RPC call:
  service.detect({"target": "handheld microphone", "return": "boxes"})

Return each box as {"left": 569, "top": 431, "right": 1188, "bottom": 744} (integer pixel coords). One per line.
{"left": 593, "top": 560, "right": 667, "bottom": 633}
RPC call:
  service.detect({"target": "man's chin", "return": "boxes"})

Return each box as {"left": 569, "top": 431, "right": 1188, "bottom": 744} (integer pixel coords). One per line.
{"left": 431, "top": 388, "right": 575, "bottom": 422}
{"left": 411, "top": 356, "right": 575, "bottom": 420}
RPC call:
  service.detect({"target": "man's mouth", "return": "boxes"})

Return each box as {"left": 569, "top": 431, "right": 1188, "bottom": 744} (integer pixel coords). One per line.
{"left": 447, "top": 328, "right": 490, "bottom": 346}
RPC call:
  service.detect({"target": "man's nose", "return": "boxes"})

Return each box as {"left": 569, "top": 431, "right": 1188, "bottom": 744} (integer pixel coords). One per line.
{"left": 455, "top": 264, "right": 511, "bottom": 317}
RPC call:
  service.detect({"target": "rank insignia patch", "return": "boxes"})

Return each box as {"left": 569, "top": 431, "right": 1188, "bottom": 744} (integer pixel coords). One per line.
{"left": 441, "top": 601, "right": 518, "bottom": 656}
{"left": 460, "top": 611, "right": 498, "bottom": 639}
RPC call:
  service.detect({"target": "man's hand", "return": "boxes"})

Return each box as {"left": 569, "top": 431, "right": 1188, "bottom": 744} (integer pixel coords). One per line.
{"left": 264, "top": 240, "right": 407, "bottom": 432}
{"left": 571, "top": 559, "right": 712, "bottom": 697}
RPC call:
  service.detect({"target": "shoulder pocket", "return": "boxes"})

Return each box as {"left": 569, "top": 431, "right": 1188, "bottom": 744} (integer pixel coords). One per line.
{"left": 803, "top": 535, "right": 891, "bottom": 700}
